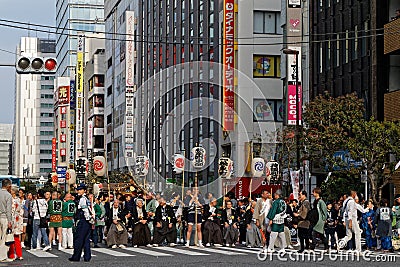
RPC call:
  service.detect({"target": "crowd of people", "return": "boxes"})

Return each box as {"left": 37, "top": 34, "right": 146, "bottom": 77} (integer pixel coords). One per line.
{"left": 0, "top": 177, "right": 400, "bottom": 262}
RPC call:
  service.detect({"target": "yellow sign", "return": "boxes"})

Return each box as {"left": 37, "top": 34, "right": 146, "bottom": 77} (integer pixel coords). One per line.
{"left": 77, "top": 52, "right": 83, "bottom": 93}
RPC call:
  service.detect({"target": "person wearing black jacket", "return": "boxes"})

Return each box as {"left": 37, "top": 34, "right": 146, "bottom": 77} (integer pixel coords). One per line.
{"left": 153, "top": 198, "right": 177, "bottom": 246}
{"left": 105, "top": 199, "right": 128, "bottom": 248}
{"left": 131, "top": 198, "right": 152, "bottom": 247}
{"left": 222, "top": 200, "right": 239, "bottom": 246}
{"left": 202, "top": 198, "right": 223, "bottom": 247}
{"left": 237, "top": 199, "right": 248, "bottom": 245}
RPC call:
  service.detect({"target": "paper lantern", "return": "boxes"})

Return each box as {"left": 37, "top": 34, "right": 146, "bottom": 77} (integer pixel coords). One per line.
{"left": 191, "top": 147, "right": 206, "bottom": 169}
{"left": 93, "top": 183, "right": 100, "bottom": 197}
{"left": 51, "top": 173, "right": 58, "bottom": 187}
{"left": 173, "top": 154, "right": 185, "bottom": 174}
{"left": 135, "top": 156, "right": 149, "bottom": 176}
{"left": 67, "top": 169, "right": 76, "bottom": 185}
{"left": 93, "top": 156, "right": 106, "bottom": 177}
{"left": 218, "top": 157, "right": 233, "bottom": 178}
{"left": 251, "top": 157, "right": 265, "bottom": 177}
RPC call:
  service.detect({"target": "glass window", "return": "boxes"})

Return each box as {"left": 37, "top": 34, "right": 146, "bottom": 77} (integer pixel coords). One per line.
{"left": 253, "top": 11, "right": 282, "bottom": 34}
{"left": 253, "top": 55, "right": 281, "bottom": 78}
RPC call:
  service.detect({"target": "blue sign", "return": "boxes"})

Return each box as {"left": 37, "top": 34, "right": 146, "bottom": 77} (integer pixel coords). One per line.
{"left": 331, "top": 150, "right": 363, "bottom": 171}
{"left": 57, "top": 173, "right": 66, "bottom": 178}
{"left": 57, "top": 166, "right": 67, "bottom": 174}
{"left": 70, "top": 80, "right": 76, "bottom": 110}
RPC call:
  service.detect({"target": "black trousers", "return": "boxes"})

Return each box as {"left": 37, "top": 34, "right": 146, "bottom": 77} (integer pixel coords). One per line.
{"left": 298, "top": 227, "right": 310, "bottom": 250}
{"left": 153, "top": 221, "right": 177, "bottom": 245}
{"left": 310, "top": 230, "right": 328, "bottom": 250}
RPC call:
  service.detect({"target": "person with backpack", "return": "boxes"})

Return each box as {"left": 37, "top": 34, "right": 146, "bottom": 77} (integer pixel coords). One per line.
{"left": 339, "top": 190, "right": 362, "bottom": 253}
{"left": 294, "top": 190, "right": 311, "bottom": 253}
{"left": 265, "top": 189, "right": 287, "bottom": 253}
{"left": 375, "top": 199, "right": 393, "bottom": 252}
{"left": 309, "top": 187, "right": 328, "bottom": 251}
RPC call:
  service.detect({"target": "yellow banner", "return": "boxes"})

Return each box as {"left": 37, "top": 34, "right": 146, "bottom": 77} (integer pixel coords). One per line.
{"left": 77, "top": 52, "right": 83, "bottom": 93}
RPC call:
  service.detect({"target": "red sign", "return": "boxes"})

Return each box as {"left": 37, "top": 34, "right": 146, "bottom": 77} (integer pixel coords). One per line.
{"left": 60, "top": 148, "right": 66, "bottom": 156}
{"left": 60, "top": 134, "right": 66, "bottom": 143}
{"left": 60, "top": 120, "right": 67, "bottom": 128}
{"left": 223, "top": 177, "right": 281, "bottom": 199}
{"left": 51, "top": 138, "right": 57, "bottom": 172}
{"left": 287, "top": 84, "right": 302, "bottom": 125}
{"left": 58, "top": 86, "right": 70, "bottom": 105}
{"left": 60, "top": 106, "right": 67, "bottom": 114}
{"left": 51, "top": 173, "right": 58, "bottom": 184}
{"left": 223, "top": 0, "right": 235, "bottom": 131}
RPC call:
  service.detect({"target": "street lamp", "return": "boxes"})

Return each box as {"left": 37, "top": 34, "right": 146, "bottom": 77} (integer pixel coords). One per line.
{"left": 283, "top": 48, "right": 301, "bottom": 170}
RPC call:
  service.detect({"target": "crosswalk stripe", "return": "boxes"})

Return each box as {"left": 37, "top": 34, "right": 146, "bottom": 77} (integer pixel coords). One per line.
{"left": 153, "top": 246, "right": 209, "bottom": 256}
{"left": 92, "top": 248, "right": 135, "bottom": 257}
{"left": 122, "top": 247, "right": 172, "bottom": 257}
{"left": 218, "top": 246, "right": 261, "bottom": 254}
{"left": 27, "top": 250, "right": 58, "bottom": 258}
{"left": 189, "top": 247, "right": 246, "bottom": 255}
{"left": 58, "top": 248, "right": 97, "bottom": 257}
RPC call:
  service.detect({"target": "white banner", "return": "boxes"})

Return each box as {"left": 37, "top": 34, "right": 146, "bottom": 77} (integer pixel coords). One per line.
{"left": 287, "top": 46, "right": 301, "bottom": 83}
{"left": 290, "top": 170, "right": 300, "bottom": 200}
{"left": 125, "top": 11, "right": 135, "bottom": 87}
{"left": 87, "top": 120, "right": 93, "bottom": 149}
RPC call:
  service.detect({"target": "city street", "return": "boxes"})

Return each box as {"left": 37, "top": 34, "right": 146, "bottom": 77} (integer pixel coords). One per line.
{"left": 14, "top": 245, "right": 399, "bottom": 267}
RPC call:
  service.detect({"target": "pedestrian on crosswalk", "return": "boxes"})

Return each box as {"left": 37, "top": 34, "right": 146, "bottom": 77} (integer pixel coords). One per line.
{"left": 61, "top": 193, "right": 75, "bottom": 249}
{"left": 0, "top": 179, "right": 14, "bottom": 262}
{"left": 69, "top": 184, "right": 93, "bottom": 262}
{"left": 266, "top": 189, "right": 287, "bottom": 253}
{"left": 31, "top": 190, "right": 51, "bottom": 252}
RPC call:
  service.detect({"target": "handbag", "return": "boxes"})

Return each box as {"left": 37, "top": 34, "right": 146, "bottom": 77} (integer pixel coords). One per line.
{"left": 5, "top": 228, "right": 14, "bottom": 246}
{"left": 36, "top": 200, "right": 48, "bottom": 228}
{"left": 115, "top": 222, "right": 124, "bottom": 234}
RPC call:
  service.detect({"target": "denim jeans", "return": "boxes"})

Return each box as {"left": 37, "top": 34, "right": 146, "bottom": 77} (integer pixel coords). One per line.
{"left": 32, "top": 219, "right": 49, "bottom": 249}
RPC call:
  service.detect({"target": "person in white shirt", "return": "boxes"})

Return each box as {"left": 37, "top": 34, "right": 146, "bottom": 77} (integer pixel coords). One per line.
{"left": 30, "top": 190, "right": 51, "bottom": 252}
{"left": 338, "top": 191, "right": 362, "bottom": 252}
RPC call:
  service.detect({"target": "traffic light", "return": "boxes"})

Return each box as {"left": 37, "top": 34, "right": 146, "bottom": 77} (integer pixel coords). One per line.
{"left": 16, "top": 56, "right": 57, "bottom": 74}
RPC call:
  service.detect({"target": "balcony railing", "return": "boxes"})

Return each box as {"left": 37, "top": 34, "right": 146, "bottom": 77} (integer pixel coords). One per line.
{"left": 384, "top": 18, "right": 400, "bottom": 54}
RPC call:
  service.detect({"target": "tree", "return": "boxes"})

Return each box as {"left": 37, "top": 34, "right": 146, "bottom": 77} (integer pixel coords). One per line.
{"left": 275, "top": 126, "right": 297, "bottom": 171}
{"left": 348, "top": 118, "right": 400, "bottom": 204}
{"left": 302, "top": 92, "right": 365, "bottom": 170}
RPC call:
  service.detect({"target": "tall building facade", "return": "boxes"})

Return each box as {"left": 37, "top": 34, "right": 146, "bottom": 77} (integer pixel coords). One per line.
{"left": 56, "top": 0, "right": 105, "bottom": 77}
{"left": 224, "top": 0, "right": 284, "bottom": 181}
{"left": 309, "top": 0, "right": 391, "bottom": 120}
{"left": 0, "top": 124, "right": 13, "bottom": 175}
{"left": 14, "top": 37, "right": 56, "bottom": 178}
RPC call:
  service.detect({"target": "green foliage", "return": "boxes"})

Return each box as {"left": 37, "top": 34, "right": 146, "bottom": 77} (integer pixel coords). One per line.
{"left": 302, "top": 92, "right": 400, "bottom": 204}
{"left": 303, "top": 92, "right": 364, "bottom": 170}
{"left": 320, "top": 171, "right": 364, "bottom": 202}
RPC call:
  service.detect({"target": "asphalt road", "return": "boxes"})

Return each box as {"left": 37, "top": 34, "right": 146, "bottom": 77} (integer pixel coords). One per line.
{"left": 4, "top": 244, "right": 399, "bottom": 267}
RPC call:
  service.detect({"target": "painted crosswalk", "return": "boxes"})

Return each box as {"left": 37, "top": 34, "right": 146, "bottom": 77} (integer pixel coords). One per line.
{"left": 24, "top": 245, "right": 400, "bottom": 259}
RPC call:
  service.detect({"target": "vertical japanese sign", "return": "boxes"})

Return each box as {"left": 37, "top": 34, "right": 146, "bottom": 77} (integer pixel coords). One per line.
{"left": 125, "top": 11, "right": 134, "bottom": 87}
{"left": 69, "top": 80, "right": 76, "bottom": 164}
{"left": 58, "top": 86, "right": 70, "bottom": 105}
{"left": 51, "top": 138, "right": 57, "bottom": 172}
{"left": 287, "top": 84, "right": 302, "bottom": 125}
{"left": 76, "top": 35, "right": 84, "bottom": 158}
{"left": 287, "top": 47, "right": 301, "bottom": 83}
{"left": 87, "top": 120, "right": 93, "bottom": 150}
{"left": 223, "top": 0, "right": 235, "bottom": 131}
{"left": 125, "top": 11, "right": 135, "bottom": 159}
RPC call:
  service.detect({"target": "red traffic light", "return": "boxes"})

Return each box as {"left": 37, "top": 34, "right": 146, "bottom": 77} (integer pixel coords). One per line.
{"left": 16, "top": 56, "right": 57, "bottom": 74}
{"left": 45, "top": 58, "right": 57, "bottom": 71}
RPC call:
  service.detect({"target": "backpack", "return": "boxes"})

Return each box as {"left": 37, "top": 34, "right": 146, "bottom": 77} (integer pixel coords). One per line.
{"left": 306, "top": 199, "right": 319, "bottom": 225}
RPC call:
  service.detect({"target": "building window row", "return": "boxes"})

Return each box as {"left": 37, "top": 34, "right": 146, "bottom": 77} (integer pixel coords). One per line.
{"left": 254, "top": 11, "right": 282, "bottom": 34}
{"left": 40, "top": 103, "right": 54, "bottom": 109}
{"left": 40, "top": 149, "right": 52, "bottom": 154}
{"left": 41, "top": 94, "right": 53, "bottom": 99}
{"left": 40, "top": 131, "right": 54, "bottom": 136}
{"left": 41, "top": 76, "right": 55, "bottom": 81}
{"left": 41, "top": 85, "right": 55, "bottom": 90}
{"left": 40, "top": 113, "right": 54, "bottom": 117}
{"left": 40, "top": 122, "right": 54, "bottom": 127}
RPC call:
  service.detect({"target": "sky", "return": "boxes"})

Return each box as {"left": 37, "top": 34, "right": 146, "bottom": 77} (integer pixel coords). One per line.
{"left": 0, "top": 0, "right": 55, "bottom": 124}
